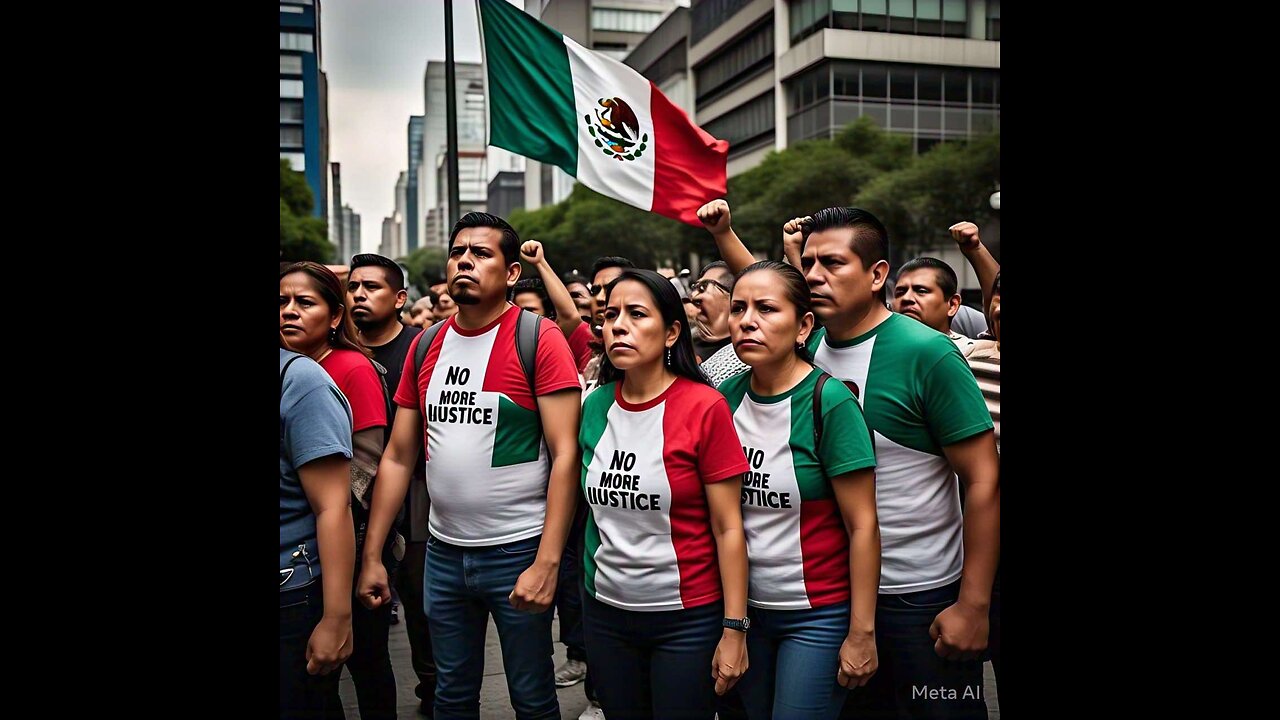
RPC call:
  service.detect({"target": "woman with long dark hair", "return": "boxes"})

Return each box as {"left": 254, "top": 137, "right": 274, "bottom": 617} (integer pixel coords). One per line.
{"left": 717, "top": 261, "right": 880, "bottom": 720}
{"left": 280, "top": 261, "right": 398, "bottom": 720}
{"left": 579, "top": 269, "right": 751, "bottom": 720}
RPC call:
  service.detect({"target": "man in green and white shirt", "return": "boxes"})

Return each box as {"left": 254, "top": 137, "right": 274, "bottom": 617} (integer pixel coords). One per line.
{"left": 797, "top": 208, "right": 999, "bottom": 720}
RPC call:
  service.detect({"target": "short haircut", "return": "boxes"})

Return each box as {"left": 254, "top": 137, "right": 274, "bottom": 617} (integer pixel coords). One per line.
{"left": 697, "top": 260, "right": 732, "bottom": 283}
{"left": 591, "top": 256, "right": 635, "bottom": 281}
{"left": 511, "top": 278, "right": 553, "bottom": 316}
{"left": 448, "top": 211, "right": 520, "bottom": 265}
{"left": 349, "top": 253, "right": 406, "bottom": 291}
{"left": 897, "top": 257, "right": 959, "bottom": 299}
{"left": 804, "top": 207, "right": 891, "bottom": 300}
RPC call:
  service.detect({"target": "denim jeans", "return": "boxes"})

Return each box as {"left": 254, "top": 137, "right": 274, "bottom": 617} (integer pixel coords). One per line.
{"left": 425, "top": 533, "right": 559, "bottom": 720}
{"left": 840, "top": 580, "right": 987, "bottom": 720}
{"left": 582, "top": 593, "right": 724, "bottom": 720}
{"left": 738, "top": 602, "right": 851, "bottom": 720}
{"left": 280, "top": 581, "right": 344, "bottom": 720}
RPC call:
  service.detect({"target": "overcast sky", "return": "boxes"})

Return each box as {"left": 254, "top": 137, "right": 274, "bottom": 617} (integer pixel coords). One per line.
{"left": 322, "top": 0, "right": 519, "bottom": 252}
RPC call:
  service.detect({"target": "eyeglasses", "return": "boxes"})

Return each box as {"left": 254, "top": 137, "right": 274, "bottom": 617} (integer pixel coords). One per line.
{"left": 691, "top": 279, "right": 731, "bottom": 295}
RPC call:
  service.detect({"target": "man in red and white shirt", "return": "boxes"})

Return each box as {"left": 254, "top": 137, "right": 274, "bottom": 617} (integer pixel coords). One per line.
{"left": 356, "top": 213, "right": 582, "bottom": 720}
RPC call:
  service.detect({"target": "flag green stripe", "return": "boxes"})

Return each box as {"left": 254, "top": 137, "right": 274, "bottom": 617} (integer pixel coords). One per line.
{"left": 479, "top": 0, "right": 578, "bottom": 177}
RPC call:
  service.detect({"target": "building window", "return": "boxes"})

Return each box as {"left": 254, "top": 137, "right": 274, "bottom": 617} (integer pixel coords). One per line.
{"left": 280, "top": 100, "right": 304, "bottom": 122}
{"left": 888, "top": 0, "right": 914, "bottom": 33}
{"left": 280, "top": 53, "right": 303, "bottom": 75}
{"left": 692, "top": 0, "right": 754, "bottom": 44}
{"left": 591, "top": 8, "right": 663, "bottom": 34}
{"left": 860, "top": 0, "right": 888, "bottom": 32}
{"left": 942, "top": 0, "right": 967, "bottom": 37}
{"left": 643, "top": 41, "right": 687, "bottom": 85}
{"left": 695, "top": 21, "right": 774, "bottom": 104}
{"left": 280, "top": 5, "right": 304, "bottom": 13}
{"left": 812, "top": 0, "right": 974, "bottom": 38}
{"left": 987, "top": 0, "right": 1000, "bottom": 41}
{"left": 280, "top": 32, "right": 314, "bottom": 52}
{"left": 281, "top": 152, "right": 306, "bottom": 172}
{"left": 915, "top": 0, "right": 941, "bottom": 35}
{"left": 280, "top": 79, "right": 304, "bottom": 98}
{"left": 280, "top": 125, "right": 304, "bottom": 147}
{"left": 704, "top": 92, "right": 775, "bottom": 153}
{"left": 785, "top": 60, "right": 997, "bottom": 146}
{"left": 786, "top": 62, "right": 830, "bottom": 113}
{"left": 790, "top": 0, "right": 831, "bottom": 44}
{"left": 592, "top": 42, "right": 630, "bottom": 61}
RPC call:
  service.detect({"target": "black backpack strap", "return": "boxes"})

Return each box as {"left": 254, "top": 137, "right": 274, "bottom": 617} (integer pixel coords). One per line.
{"left": 412, "top": 320, "right": 446, "bottom": 385}
{"left": 515, "top": 309, "right": 541, "bottom": 394}
{"left": 813, "top": 372, "right": 830, "bottom": 447}
{"left": 280, "top": 355, "right": 303, "bottom": 398}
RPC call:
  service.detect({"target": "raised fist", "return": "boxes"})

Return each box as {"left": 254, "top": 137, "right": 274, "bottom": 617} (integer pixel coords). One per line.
{"left": 697, "top": 199, "right": 733, "bottom": 235}
{"left": 948, "top": 221, "right": 981, "bottom": 251}
{"left": 520, "top": 240, "right": 545, "bottom": 265}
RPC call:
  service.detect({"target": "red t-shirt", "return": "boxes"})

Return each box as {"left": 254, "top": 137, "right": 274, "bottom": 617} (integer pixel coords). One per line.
{"left": 567, "top": 321, "right": 595, "bottom": 374}
{"left": 393, "top": 305, "right": 582, "bottom": 545}
{"left": 319, "top": 349, "right": 386, "bottom": 433}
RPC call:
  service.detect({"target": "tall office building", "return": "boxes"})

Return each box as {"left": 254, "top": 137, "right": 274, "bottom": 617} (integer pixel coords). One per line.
{"left": 280, "top": 0, "right": 329, "bottom": 218}
{"left": 423, "top": 62, "right": 489, "bottom": 249}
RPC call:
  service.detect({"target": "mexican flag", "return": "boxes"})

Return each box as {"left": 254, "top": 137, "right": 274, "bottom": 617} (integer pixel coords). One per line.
{"left": 478, "top": 0, "right": 728, "bottom": 226}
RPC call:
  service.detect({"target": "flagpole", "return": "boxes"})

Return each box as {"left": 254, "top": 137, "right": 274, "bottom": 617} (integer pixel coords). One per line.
{"left": 445, "top": 0, "right": 460, "bottom": 226}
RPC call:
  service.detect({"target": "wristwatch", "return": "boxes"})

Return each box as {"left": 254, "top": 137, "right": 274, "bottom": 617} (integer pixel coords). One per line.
{"left": 723, "top": 616, "right": 751, "bottom": 632}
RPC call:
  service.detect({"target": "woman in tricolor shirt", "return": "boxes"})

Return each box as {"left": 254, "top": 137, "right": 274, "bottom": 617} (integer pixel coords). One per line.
{"left": 717, "top": 261, "right": 880, "bottom": 720}
{"left": 579, "top": 268, "right": 751, "bottom": 720}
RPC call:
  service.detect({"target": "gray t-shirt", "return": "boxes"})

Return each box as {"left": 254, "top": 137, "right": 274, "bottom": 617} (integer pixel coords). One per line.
{"left": 952, "top": 303, "right": 988, "bottom": 339}
{"left": 280, "top": 349, "right": 353, "bottom": 589}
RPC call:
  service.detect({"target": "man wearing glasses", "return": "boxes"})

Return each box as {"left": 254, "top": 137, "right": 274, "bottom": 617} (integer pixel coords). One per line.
{"left": 689, "top": 261, "right": 736, "bottom": 363}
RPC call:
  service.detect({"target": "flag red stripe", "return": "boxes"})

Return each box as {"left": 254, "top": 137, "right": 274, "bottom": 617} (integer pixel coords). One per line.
{"left": 648, "top": 82, "right": 729, "bottom": 226}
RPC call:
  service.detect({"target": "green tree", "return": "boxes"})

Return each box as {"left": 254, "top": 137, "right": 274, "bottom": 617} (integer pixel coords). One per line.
{"left": 728, "top": 140, "right": 875, "bottom": 259}
{"left": 279, "top": 159, "right": 335, "bottom": 263}
{"left": 400, "top": 245, "right": 449, "bottom": 291}
{"left": 854, "top": 133, "right": 1000, "bottom": 266}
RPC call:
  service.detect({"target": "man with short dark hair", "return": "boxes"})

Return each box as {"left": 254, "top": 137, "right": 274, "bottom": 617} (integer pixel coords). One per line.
{"left": 357, "top": 213, "right": 582, "bottom": 720}
{"left": 588, "top": 257, "right": 634, "bottom": 330}
{"left": 892, "top": 257, "right": 996, "bottom": 358}
{"left": 511, "top": 278, "right": 554, "bottom": 318}
{"left": 700, "top": 202, "right": 1000, "bottom": 720}
{"left": 347, "top": 253, "right": 437, "bottom": 716}
{"left": 794, "top": 208, "right": 999, "bottom": 720}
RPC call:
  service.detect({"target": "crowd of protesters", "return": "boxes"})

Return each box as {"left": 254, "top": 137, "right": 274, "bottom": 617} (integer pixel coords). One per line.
{"left": 280, "top": 201, "right": 1001, "bottom": 720}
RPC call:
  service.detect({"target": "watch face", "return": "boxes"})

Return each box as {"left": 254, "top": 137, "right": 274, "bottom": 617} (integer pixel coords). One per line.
{"left": 741, "top": 616, "right": 751, "bottom": 630}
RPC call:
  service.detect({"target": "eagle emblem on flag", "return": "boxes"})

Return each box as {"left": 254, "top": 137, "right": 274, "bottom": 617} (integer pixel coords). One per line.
{"left": 584, "top": 97, "right": 648, "bottom": 162}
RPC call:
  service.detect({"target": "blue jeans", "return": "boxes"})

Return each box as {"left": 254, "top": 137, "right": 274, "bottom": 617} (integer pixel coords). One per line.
{"left": 425, "top": 534, "right": 559, "bottom": 720}
{"left": 582, "top": 593, "right": 724, "bottom": 720}
{"left": 840, "top": 580, "right": 986, "bottom": 720}
{"left": 738, "top": 602, "right": 851, "bottom": 720}
{"left": 280, "top": 581, "right": 344, "bottom": 720}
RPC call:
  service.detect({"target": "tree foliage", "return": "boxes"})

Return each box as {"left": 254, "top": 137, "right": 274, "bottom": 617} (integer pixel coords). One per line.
{"left": 279, "top": 159, "right": 335, "bottom": 263}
